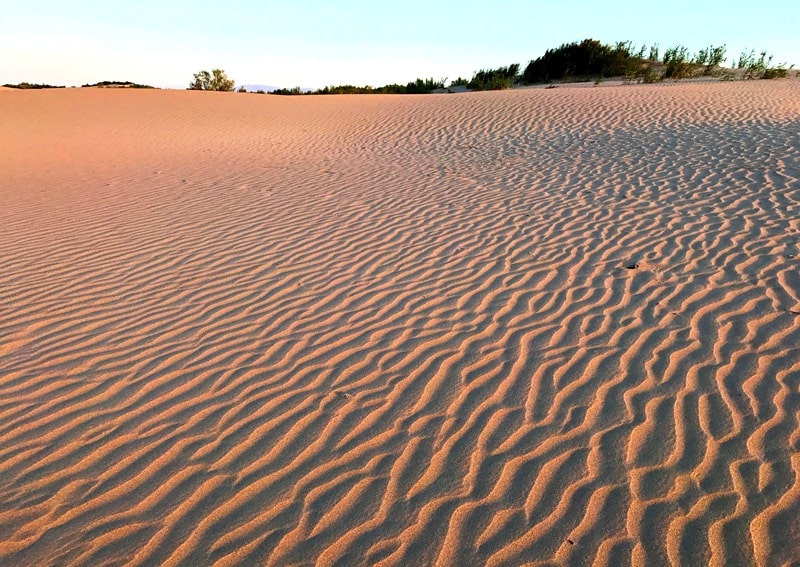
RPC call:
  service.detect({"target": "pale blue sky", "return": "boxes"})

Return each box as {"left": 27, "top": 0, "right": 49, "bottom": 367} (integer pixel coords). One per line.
{"left": 2, "top": 0, "right": 798, "bottom": 88}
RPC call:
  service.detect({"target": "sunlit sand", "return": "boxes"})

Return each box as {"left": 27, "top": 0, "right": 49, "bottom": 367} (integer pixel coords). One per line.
{"left": 1, "top": 80, "right": 799, "bottom": 565}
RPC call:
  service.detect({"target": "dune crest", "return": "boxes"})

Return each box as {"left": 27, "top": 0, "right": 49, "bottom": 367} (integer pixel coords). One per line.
{"left": 1, "top": 81, "right": 799, "bottom": 565}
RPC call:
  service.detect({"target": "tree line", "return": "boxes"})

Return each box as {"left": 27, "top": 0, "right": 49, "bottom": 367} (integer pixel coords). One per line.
{"left": 3, "top": 38, "right": 791, "bottom": 93}
{"left": 187, "top": 39, "right": 793, "bottom": 94}
{"left": 173, "top": 38, "right": 793, "bottom": 95}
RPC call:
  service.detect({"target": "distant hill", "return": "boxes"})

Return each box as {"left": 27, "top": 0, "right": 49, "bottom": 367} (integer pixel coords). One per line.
{"left": 3, "top": 82, "right": 66, "bottom": 89}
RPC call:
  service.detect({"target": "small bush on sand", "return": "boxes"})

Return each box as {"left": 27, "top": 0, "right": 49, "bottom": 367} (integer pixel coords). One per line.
{"left": 641, "top": 66, "right": 662, "bottom": 83}
{"left": 692, "top": 45, "right": 727, "bottom": 75}
{"left": 663, "top": 45, "right": 698, "bottom": 79}
{"left": 762, "top": 65, "right": 791, "bottom": 79}
{"left": 734, "top": 49, "right": 791, "bottom": 79}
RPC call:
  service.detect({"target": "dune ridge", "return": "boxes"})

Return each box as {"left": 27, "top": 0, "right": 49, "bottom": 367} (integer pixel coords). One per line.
{"left": 1, "top": 81, "right": 799, "bottom": 565}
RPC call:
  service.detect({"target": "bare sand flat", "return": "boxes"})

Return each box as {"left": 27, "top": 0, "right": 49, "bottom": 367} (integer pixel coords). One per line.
{"left": 1, "top": 81, "right": 799, "bottom": 566}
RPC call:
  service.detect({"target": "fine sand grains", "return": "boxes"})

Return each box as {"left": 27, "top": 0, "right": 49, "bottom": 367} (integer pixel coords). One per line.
{"left": 1, "top": 80, "right": 799, "bottom": 566}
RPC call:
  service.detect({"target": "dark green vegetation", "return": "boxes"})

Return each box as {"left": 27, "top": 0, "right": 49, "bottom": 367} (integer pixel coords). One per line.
{"left": 82, "top": 81, "right": 155, "bottom": 88}
{"left": 519, "top": 39, "right": 725, "bottom": 83}
{"left": 520, "top": 39, "right": 791, "bottom": 85}
{"left": 521, "top": 39, "right": 641, "bottom": 83}
{"left": 467, "top": 64, "right": 520, "bottom": 90}
{"left": 270, "top": 66, "right": 523, "bottom": 96}
{"left": 3, "top": 82, "right": 65, "bottom": 89}
{"left": 272, "top": 77, "right": 447, "bottom": 95}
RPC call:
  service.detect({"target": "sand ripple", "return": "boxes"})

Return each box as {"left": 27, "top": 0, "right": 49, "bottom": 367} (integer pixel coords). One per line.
{"left": 1, "top": 81, "right": 799, "bottom": 565}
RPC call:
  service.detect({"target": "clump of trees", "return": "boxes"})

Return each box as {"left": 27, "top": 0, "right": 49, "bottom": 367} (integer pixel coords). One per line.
{"left": 189, "top": 69, "right": 235, "bottom": 91}
{"left": 518, "top": 38, "right": 791, "bottom": 85}
{"left": 520, "top": 39, "right": 642, "bottom": 84}
{"left": 273, "top": 86, "right": 306, "bottom": 95}
{"left": 403, "top": 77, "right": 446, "bottom": 93}
{"left": 82, "top": 80, "right": 155, "bottom": 88}
{"left": 468, "top": 64, "right": 519, "bottom": 90}
{"left": 273, "top": 67, "right": 526, "bottom": 96}
{"left": 201, "top": 39, "right": 793, "bottom": 97}
{"left": 3, "top": 82, "right": 65, "bottom": 89}
{"left": 273, "top": 77, "right": 446, "bottom": 96}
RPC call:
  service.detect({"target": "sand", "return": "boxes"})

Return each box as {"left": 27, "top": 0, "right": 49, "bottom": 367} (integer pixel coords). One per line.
{"left": 1, "top": 80, "right": 799, "bottom": 566}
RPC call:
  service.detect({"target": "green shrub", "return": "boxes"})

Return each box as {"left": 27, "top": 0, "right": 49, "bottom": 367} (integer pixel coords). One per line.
{"left": 662, "top": 45, "right": 700, "bottom": 79}
{"left": 761, "top": 68, "right": 786, "bottom": 79}
{"left": 690, "top": 45, "right": 726, "bottom": 75}
{"left": 189, "top": 69, "right": 234, "bottom": 91}
{"left": 735, "top": 49, "right": 791, "bottom": 79}
{"left": 641, "top": 66, "right": 662, "bottom": 83}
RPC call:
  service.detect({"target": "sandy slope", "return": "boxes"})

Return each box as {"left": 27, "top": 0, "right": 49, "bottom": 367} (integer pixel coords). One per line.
{"left": 1, "top": 81, "right": 799, "bottom": 566}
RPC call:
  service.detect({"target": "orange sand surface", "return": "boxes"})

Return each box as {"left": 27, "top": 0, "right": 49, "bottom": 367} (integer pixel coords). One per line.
{"left": 1, "top": 82, "right": 799, "bottom": 565}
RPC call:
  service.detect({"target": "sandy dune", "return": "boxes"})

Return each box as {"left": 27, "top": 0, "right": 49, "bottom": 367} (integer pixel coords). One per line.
{"left": 1, "top": 80, "right": 799, "bottom": 566}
